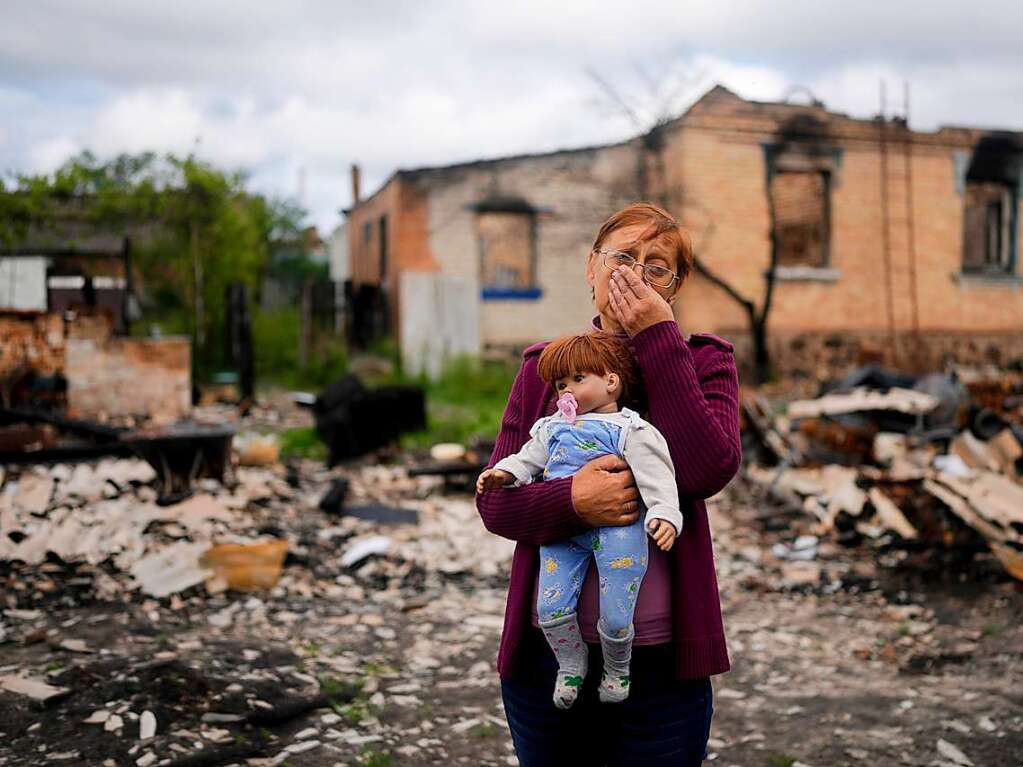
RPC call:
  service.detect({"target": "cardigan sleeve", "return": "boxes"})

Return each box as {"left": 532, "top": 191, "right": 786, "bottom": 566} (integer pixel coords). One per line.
{"left": 630, "top": 320, "right": 741, "bottom": 499}
{"left": 476, "top": 359, "right": 589, "bottom": 546}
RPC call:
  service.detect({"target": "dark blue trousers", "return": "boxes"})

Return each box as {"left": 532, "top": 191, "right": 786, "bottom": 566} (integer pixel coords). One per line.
{"left": 501, "top": 629, "right": 713, "bottom": 766}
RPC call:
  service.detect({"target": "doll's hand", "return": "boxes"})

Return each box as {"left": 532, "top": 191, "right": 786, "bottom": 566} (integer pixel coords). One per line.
{"left": 647, "top": 519, "right": 677, "bottom": 552}
{"left": 476, "top": 468, "right": 515, "bottom": 494}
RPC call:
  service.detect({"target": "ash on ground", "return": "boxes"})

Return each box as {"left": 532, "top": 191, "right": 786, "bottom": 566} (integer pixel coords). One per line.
{"left": 2, "top": 376, "right": 1023, "bottom": 767}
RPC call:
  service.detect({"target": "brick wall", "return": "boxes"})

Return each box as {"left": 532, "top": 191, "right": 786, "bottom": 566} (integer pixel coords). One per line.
{"left": 668, "top": 89, "right": 1023, "bottom": 346}
{"left": 418, "top": 143, "right": 641, "bottom": 347}
{"left": 725, "top": 328, "right": 1023, "bottom": 382}
{"left": 65, "top": 337, "right": 191, "bottom": 424}
{"left": 0, "top": 312, "right": 65, "bottom": 398}
{"left": 347, "top": 86, "right": 1023, "bottom": 373}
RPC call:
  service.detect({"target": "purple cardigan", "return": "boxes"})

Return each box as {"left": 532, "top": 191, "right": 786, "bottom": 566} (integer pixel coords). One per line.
{"left": 476, "top": 319, "right": 741, "bottom": 680}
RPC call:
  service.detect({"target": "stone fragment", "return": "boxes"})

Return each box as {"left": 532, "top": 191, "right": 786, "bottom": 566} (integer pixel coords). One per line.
{"left": 139, "top": 710, "right": 156, "bottom": 740}
{"left": 0, "top": 674, "right": 69, "bottom": 702}
{"left": 937, "top": 738, "right": 974, "bottom": 766}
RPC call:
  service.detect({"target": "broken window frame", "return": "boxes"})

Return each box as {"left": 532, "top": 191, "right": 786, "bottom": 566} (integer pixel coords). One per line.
{"left": 472, "top": 197, "right": 542, "bottom": 300}
{"left": 956, "top": 135, "right": 1022, "bottom": 280}
{"left": 763, "top": 142, "right": 842, "bottom": 278}
{"left": 961, "top": 179, "right": 1018, "bottom": 277}
{"left": 765, "top": 143, "right": 842, "bottom": 280}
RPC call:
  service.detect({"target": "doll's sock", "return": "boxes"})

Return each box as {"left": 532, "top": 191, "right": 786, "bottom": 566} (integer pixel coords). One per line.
{"left": 598, "top": 622, "right": 634, "bottom": 704}
{"left": 539, "top": 613, "right": 588, "bottom": 710}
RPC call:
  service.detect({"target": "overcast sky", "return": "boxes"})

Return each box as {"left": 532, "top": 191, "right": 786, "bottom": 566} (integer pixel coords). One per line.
{"left": 3, "top": 1, "right": 1022, "bottom": 231}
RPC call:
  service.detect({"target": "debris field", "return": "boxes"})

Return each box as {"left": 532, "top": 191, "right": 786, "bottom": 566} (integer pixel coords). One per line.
{"left": 0, "top": 363, "right": 1022, "bottom": 766}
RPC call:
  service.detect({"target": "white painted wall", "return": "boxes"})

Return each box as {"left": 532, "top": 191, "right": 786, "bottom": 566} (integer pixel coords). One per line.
{"left": 328, "top": 222, "right": 350, "bottom": 283}
{"left": 0, "top": 256, "right": 48, "bottom": 311}
{"left": 400, "top": 271, "right": 480, "bottom": 379}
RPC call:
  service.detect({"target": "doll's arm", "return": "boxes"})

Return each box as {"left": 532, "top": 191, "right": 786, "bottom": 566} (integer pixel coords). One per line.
{"left": 492, "top": 419, "right": 551, "bottom": 486}
{"left": 476, "top": 362, "right": 586, "bottom": 546}
{"left": 622, "top": 421, "right": 683, "bottom": 537}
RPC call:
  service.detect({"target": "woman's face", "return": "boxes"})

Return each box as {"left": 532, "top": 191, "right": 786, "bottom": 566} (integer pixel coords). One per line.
{"left": 586, "top": 223, "right": 681, "bottom": 321}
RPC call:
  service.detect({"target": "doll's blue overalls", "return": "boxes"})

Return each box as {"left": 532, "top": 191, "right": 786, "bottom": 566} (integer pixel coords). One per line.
{"left": 537, "top": 416, "right": 648, "bottom": 638}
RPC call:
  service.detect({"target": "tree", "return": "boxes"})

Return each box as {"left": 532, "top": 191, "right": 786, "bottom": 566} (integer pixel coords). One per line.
{"left": 0, "top": 152, "right": 307, "bottom": 376}
{"left": 588, "top": 65, "right": 780, "bottom": 384}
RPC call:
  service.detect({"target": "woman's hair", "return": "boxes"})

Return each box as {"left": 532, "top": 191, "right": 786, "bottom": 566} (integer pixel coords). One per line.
{"left": 537, "top": 332, "right": 641, "bottom": 406}
{"left": 592, "top": 201, "right": 694, "bottom": 283}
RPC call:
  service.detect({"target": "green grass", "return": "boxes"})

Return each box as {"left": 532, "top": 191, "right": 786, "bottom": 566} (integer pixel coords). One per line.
{"left": 278, "top": 426, "right": 326, "bottom": 460}
{"left": 252, "top": 307, "right": 348, "bottom": 389}
{"left": 361, "top": 661, "right": 394, "bottom": 676}
{"left": 319, "top": 674, "right": 361, "bottom": 707}
{"left": 982, "top": 622, "right": 1002, "bottom": 637}
{"left": 357, "top": 748, "right": 393, "bottom": 767}
{"left": 398, "top": 355, "right": 518, "bottom": 448}
{"left": 471, "top": 721, "right": 497, "bottom": 738}
{"left": 767, "top": 755, "right": 797, "bottom": 767}
{"left": 270, "top": 337, "right": 519, "bottom": 454}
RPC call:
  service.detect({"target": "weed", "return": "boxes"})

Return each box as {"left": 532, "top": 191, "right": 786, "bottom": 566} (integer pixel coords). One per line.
{"left": 252, "top": 308, "right": 348, "bottom": 388}
{"left": 982, "top": 622, "right": 1001, "bottom": 637}
{"left": 471, "top": 721, "right": 497, "bottom": 738}
{"left": 301, "top": 639, "right": 323, "bottom": 657}
{"left": 340, "top": 700, "right": 368, "bottom": 724}
{"left": 398, "top": 355, "right": 518, "bottom": 447}
{"left": 767, "top": 755, "right": 796, "bottom": 767}
{"left": 279, "top": 427, "right": 326, "bottom": 460}
{"left": 362, "top": 661, "right": 394, "bottom": 676}
{"left": 358, "top": 747, "right": 393, "bottom": 767}
{"left": 319, "top": 674, "right": 361, "bottom": 707}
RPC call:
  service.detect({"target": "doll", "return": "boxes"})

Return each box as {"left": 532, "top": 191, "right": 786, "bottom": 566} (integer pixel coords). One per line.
{"left": 477, "top": 332, "right": 682, "bottom": 708}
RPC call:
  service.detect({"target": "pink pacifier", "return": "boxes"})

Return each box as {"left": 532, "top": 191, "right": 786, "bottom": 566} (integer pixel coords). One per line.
{"left": 557, "top": 392, "right": 578, "bottom": 424}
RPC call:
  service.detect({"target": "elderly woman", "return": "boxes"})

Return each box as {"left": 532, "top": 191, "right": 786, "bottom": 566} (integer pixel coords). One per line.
{"left": 476, "top": 202, "right": 740, "bottom": 766}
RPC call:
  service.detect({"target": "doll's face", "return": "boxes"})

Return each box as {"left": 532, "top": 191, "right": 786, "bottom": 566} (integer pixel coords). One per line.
{"left": 553, "top": 370, "right": 621, "bottom": 414}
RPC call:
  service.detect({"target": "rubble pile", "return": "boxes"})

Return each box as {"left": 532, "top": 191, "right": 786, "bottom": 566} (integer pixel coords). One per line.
{"left": 1, "top": 374, "right": 1021, "bottom": 765}
{"left": 0, "top": 449, "right": 524, "bottom": 766}
{"left": 743, "top": 364, "right": 1023, "bottom": 582}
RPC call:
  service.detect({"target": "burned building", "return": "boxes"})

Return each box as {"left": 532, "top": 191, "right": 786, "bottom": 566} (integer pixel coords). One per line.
{"left": 0, "top": 236, "right": 191, "bottom": 423}
{"left": 347, "top": 85, "right": 1023, "bottom": 376}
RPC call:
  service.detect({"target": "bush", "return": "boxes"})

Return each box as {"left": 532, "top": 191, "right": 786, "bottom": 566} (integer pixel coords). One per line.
{"left": 252, "top": 308, "right": 347, "bottom": 389}
{"left": 399, "top": 355, "right": 518, "bottom": 448}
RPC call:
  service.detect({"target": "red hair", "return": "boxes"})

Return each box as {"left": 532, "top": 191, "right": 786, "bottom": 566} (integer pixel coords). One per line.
{"left": 592, "top": 201, "right": 694, "bottom": 282}
{"left": 537, "top": 332, "right": 642, "bottom": 408}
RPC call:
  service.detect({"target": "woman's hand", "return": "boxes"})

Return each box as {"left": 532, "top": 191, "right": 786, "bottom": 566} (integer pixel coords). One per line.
{"left": 571, "top": 455, "right": 641, "bottom": 527}
{"left": 647, "top": 520, "right": 676, "bottom": 552}
{"left": 608, "top": 266, "right": 676, "bottom": 336}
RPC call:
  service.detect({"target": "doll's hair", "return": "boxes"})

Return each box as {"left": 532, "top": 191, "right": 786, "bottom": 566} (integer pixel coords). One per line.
{"left": 537, "top": 332, "right": 641, "bottom": 407}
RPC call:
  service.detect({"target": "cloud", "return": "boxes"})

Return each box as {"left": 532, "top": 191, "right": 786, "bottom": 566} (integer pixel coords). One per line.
{"left": 2, "top": 1, "right": 1022, "bottom": 228}
{"left": 27, "top": 136, "right": 79, "bottom": 173}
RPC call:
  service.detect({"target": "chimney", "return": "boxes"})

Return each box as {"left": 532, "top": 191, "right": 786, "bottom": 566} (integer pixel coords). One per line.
{"left": 351, "top": 164, "right": 361, "bottom": 206}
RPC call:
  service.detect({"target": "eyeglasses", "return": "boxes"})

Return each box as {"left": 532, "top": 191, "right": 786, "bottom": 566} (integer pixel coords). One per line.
{"left": 597, "top": 249, "right": 679, "bottom": 289}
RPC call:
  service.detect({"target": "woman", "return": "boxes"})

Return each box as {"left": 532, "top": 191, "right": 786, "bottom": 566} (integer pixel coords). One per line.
{"left": 476, "top": 202, "right": 741, "bottom": 766}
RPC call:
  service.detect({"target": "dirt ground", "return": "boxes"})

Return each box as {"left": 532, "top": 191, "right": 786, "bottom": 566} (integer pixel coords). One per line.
{"left": 1, "top": 467, "right": 1022, "bottom": 767}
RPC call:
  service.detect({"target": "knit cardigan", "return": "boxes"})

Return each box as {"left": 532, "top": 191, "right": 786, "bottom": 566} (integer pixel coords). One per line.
{"left": 476, "top": 319, "right": 741, "bottom": 680}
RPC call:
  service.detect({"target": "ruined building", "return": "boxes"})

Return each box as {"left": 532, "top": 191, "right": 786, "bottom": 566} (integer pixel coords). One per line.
{"left": 346, "top": 85, "right": 1023, "bottom": 377}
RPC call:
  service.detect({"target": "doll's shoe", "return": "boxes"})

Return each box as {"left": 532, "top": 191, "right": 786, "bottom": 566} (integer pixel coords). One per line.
{"left": 553, "top": 662, "right": 586, "bottom": 709}
{"left": 598, "top": 671, "right": 631, "bottom": 703}
{"left": 597, "top": 623, "right": 634, "bottom": 704}
{"left": 540, "top": 613, "right": 588, "bottom": 710}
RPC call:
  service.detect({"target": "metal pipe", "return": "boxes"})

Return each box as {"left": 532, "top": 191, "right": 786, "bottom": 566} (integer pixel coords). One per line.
{"left": 878, "top": 81, "right": 899, "bottom": 366}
